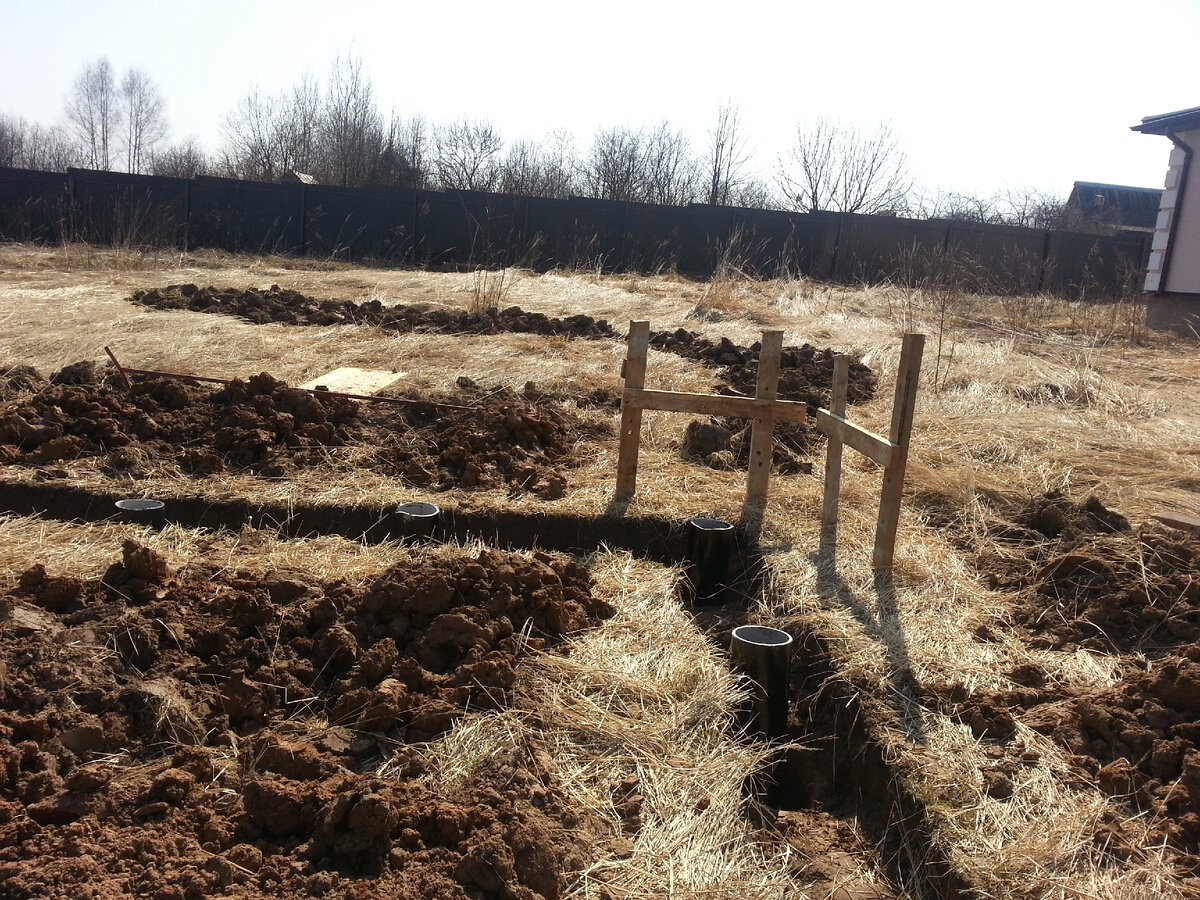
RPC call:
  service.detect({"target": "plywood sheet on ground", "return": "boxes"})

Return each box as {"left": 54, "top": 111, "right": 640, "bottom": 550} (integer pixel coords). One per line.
{"left": 299, "top": 367, "right": 405, "bottom": 395}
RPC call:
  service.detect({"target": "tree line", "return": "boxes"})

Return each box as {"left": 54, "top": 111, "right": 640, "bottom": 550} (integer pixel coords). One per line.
{"left": 0, "top": 53, "right": 1074, "bottom": 230}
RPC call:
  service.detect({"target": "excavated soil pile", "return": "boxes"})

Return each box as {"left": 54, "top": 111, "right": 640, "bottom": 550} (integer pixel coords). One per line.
{"left": 652, "top": 329, "right": 876, "bottom": 475}
{"left": 648, "top": 327, "right": 877, "bottom": 409}
{"left": 0, "top": 364, "right": 605, "bottom": 499}
{"left": 0, "top": 541, "right": 612, "bottom": 898}
{"left": 921, "top": 493, "right": 1200, "bottom": 883}
{"left": 129, "top": 284, "right": 617, "bottom": 339}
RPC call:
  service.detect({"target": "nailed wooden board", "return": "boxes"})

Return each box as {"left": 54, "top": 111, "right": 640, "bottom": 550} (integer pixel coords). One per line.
{"left": 1152, "top": 511, "right": 1200, "bottom": 536}
{"left": 298, "top": 367, "right": 405, "bottom": 395}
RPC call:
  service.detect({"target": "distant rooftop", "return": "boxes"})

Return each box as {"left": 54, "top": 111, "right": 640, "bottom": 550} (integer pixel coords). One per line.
{"left": 1131, "top": 106, "right": 1200, "bottom": 135}
{"left": 1067, "top": 181, "right": 1162, "bottom": 230}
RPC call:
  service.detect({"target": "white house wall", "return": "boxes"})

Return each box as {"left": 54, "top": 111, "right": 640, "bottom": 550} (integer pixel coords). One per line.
{"left": 1147, "top": 127, "right": 1200, "bottom": 295}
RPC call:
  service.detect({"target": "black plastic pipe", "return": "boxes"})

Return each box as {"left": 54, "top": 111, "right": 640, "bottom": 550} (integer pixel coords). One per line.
{"left": 730, "top": 624, "right": 794, "bottom": 742}
{"left": 684, "top": 516, "right": 736, "bottom": 605}
{"left": 115, "top": 498, "right": 166, "bottom": 529}
{"left": 394, "top": 501, "right": 441, "bottom": 541}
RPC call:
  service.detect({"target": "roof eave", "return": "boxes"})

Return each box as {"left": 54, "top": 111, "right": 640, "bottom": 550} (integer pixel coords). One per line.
{"left": 1132, "top": 106, "right": 1200, "bottom": 134}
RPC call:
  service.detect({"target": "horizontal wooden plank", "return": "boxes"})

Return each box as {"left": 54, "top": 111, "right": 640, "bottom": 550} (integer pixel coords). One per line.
{"left": 815, "top": 409, "right": 894, "bottom": 467}
{"left": 1152, "top": 511, "right": 1200, "bottom": 535}
{"left": 624, "top": 388, "right": 809, "bottom": 423}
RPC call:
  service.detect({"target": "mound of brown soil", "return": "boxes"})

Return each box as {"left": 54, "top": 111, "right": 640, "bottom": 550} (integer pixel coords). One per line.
{"left": 649, "top": 327, "right": 878, "bottom": 409}
{"left": 130, "top": 284, "right": 617, "bottom": 339}
{"left": 0, "top": 365, "right": 606, "bottom": 499}
{"left": 0, "top": 542, "right": 611, "bottom": 898}
{"left": 1012, "top": 525, "right": 1200, "bottom": 653}
{"left": 925, "top": 639, "right": 1200, "bottom": 879}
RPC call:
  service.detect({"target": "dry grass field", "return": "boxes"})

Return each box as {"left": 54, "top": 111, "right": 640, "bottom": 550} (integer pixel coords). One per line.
{"left": 1, "top": 241, "right": 1199, "bottom": 899}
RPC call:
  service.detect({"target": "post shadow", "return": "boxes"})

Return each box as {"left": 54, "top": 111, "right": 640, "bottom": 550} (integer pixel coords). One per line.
{"left": 812, "top": 527, "right": 926, "bottom": 745}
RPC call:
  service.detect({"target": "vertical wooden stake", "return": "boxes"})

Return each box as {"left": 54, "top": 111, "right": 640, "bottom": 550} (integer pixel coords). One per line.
{"left": 873, "top": 333, "right": 925, "bottom": 570}
{"left": 820, "top": 355, "right": 850, "bottom": 536}
{"left": 615, "top": 320, "right": 650, "bottom": 500}
{"left": 741, "top": 330, "right": 783, "bottom": 527}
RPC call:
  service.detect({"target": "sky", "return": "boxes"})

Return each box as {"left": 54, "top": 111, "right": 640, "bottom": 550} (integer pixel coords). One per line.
{"left": 1, "top": 0, "right": 1196, "bottom": 200}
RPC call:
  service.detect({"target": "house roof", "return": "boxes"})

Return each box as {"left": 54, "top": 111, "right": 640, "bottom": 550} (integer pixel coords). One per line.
{"left": 1067, "top": 181, "right": 1162, "bottom": 229}
{"left": 1131, "top": 106, "right": 1200, "bottom": 135}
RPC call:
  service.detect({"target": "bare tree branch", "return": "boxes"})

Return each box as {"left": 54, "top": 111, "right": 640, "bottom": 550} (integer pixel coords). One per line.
{"left": 64, "top": 58, "right": 121, "bottom": 170}
{"left": 119, "top": 68, "right": 168, "bottom": 174}
{"left": 778, "top": 118, "right": 911, "bottom": 214}
{"left": 432, "top": 118, "right": 502, "bottom": 191}
{"left": 705, "top": 101, "right": 750, "bottom": 206}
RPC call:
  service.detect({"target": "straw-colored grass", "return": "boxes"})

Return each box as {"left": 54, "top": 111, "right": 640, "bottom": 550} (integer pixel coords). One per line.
{"left": 3, "top": 240, "right": 1200, "bottom": 897}
{"left": 420, "top": 550, "right": 802, "bottom": 900}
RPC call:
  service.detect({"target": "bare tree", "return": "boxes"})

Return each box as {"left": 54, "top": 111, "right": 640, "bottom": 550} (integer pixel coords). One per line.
{"left": 778, "top": 117, "right": 911, "bottom": 214}
{"left": 281, "top": 73, "right": 322, "bottom": 177}
{"left": 705, "top": 101, "right": 750, "bottom": 206}
{"left": 219, "top": 80, "right": 322, "bottom": 181}
{"left": 218, "top": 87, "right": 281, "bottom": 180}
{"left": 65, "top": 58, "right": 121, "bottom": 170}
{"left": 370, "top": 113, "right": 428, "bottom": 189}
{"left": 319, "top": 54, "right": 383, "bottom": 187}
{"left": 909, "top": 186, "right": 1067, "bottom": 230}
{"left": 119, "top": 68, "right": 168, "bottom": 173}
{"left": 432, "top": 118, "right": 502, "bottom": 191}
{"left": 150, "top": 137, "right": 209, "bottom": 178}
{"left": 498, "top": 130, "right": 580, "bottom": 198}
{"left": 583, "top": 126, "right": 644, "bottom": 202}
{"left": 641, "top": 121, "right": 698, "bottom": 205}
{"left": 997, "top": 187, "right": 1065, "bottom": 230}
{"left": 0, "top": 115, "right": 78, "bottom": 171}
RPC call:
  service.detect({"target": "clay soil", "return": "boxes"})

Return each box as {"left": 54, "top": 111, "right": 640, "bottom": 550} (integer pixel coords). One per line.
{"left": 127, "top": 286, "right": 880, "bottom": 413}
{"left": 923, "top": 492, "right": 1200, "bottom": 883}
{"left": 0, "top": 540, "right": 613, "bottom": 899}
{"left": 0, "top": 362, "right": 608, "bottom": 500}
{"left": 129, "top": 284, "right": 618, "bottom": 340}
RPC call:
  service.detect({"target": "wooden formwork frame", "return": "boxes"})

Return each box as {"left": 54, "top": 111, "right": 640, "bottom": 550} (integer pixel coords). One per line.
{"left": 615, "top": 321, "right": 925, "bottom": 569}
{"left": 816, "top": 332, "right": 925, "bottom": 569}
{"left": 615, "top": 321, "right": 804, "bottom": 528}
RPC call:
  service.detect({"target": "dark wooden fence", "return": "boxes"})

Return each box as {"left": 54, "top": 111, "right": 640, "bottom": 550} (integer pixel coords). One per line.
{"left": 0, "top": 165, "right": 1150, "bottom": 299}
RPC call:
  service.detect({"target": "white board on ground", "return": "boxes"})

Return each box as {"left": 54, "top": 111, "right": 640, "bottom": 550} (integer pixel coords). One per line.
{"left": 298, "top": 368, "right": 405, "bottom": 395}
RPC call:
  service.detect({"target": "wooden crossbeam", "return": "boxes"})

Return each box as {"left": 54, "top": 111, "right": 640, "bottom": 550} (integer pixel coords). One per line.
{"left": 818, "top": 334, "right": 924, "bottom": 569}
{"left": 626, "top": 388, "right": 808, "bottom": 423}
{"left": 615, "top": 321, "right": 791, "bottom": 517}
{"left": 815, "top": 409, "right": 894, "bottom": 467}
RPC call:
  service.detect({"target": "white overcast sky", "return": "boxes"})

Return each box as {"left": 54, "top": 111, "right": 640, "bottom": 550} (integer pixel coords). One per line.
{"left": 1, "top": 0, "right": 1195, "bottom": 199}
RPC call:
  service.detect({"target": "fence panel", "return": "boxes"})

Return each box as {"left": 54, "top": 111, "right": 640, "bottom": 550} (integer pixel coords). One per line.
{"left": 413, "top": 190, "right": 527, "bottom": 269}
{"left": 68, "top": 168, "right": 188, "bottom": 248}
{"left": 524, "top": 196, "right": 627, "bottom": 272}
{"left": 1044, "top": 231, "right": 1149, "bottom": 299}
{"left": 304, "top": 185, "right": 416, "bottom": 262}
{"left": 834, "top": 214, "right": 948, "bottom": 283}
{"left": 0, "top": 167, "right": 69, "bottom": 242}
{"left": 944, "top": 222, "right": 1047, "bottom": 294}
{"left": 189, "top": 176, "right": 304, "bottom": 255}
{"left": 731, "top": 209, "right": 841, "bottom": 279}
{"left": 0, "top": 166, "right": 1153, "bottom": 299}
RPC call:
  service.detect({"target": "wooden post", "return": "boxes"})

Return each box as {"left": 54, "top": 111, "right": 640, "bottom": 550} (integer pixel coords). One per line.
{"left": 615, "top": 320, "right": 650, "bottom": 500}
{"left": 741, "top": 330, "right": 783, "bottom": 526}
{"left": 872, "top": 333, "right": 924, "bottom": 570}
{"left": 820, "top": 355, "right": 850, "bottom": 536}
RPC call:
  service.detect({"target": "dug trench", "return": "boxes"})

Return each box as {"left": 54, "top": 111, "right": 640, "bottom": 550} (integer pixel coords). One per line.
{"left": 694, "top": 587, "right": 970, "bottom": 900}
{"left": 0, "top": 482, "right": 971, "bottom": 898}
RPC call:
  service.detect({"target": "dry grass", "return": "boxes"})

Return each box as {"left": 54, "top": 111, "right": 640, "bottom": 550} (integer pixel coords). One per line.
{"left": 3, "top": 241, "right": 1200, "bottom": 897}
{"left": 421, "top": 550, "right": 801, "bottom": 900}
